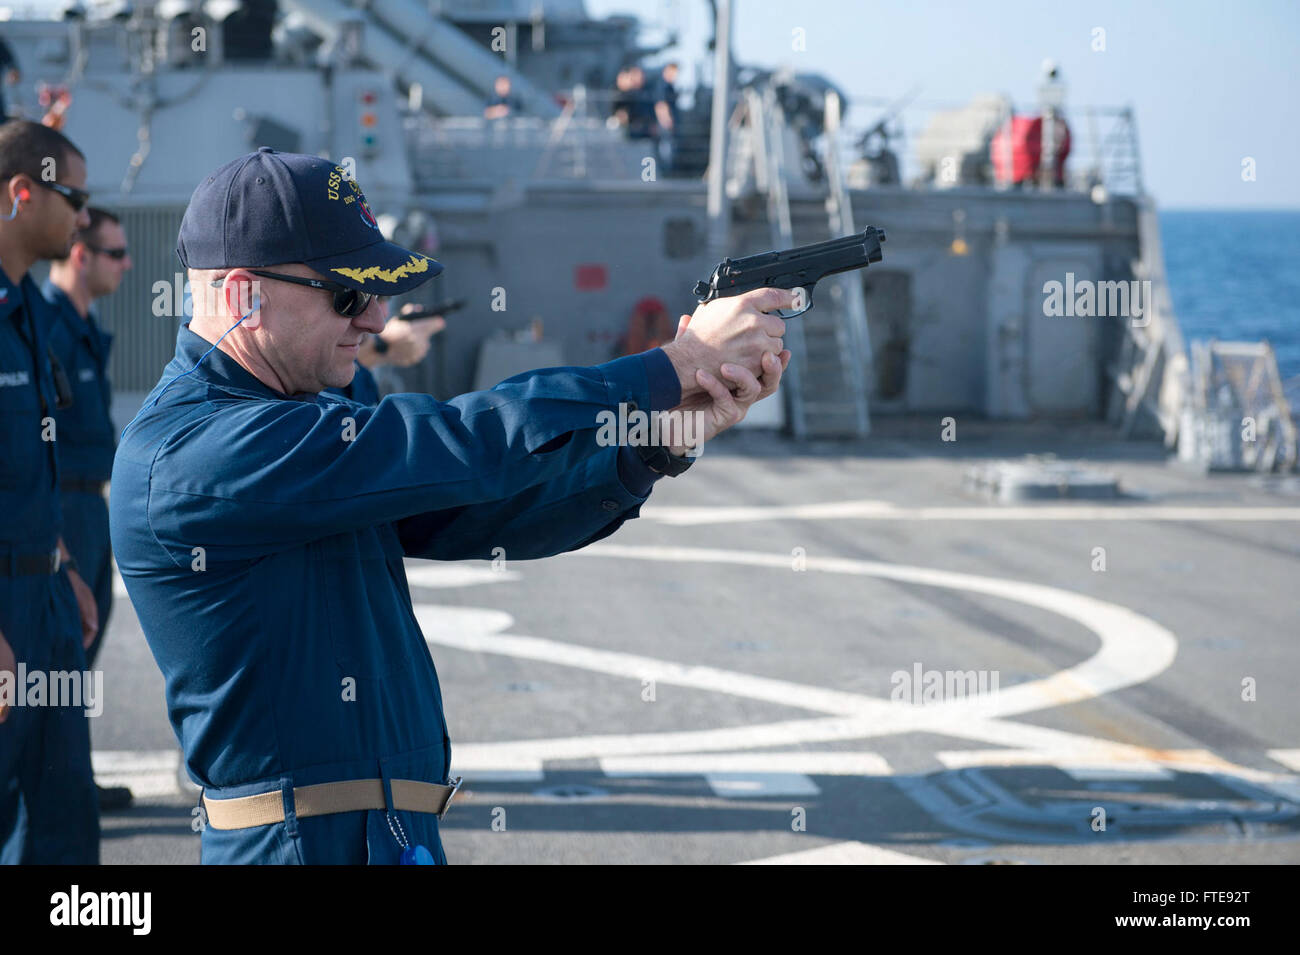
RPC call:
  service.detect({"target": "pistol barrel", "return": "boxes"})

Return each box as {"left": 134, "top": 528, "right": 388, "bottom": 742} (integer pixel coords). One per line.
{"left": 694, "top": 227, "right": 886, "bottom": 306}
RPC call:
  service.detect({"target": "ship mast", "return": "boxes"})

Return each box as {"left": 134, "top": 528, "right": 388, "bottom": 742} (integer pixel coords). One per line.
{"left": 705, "top": 0, "right": 732, "bottom": 258}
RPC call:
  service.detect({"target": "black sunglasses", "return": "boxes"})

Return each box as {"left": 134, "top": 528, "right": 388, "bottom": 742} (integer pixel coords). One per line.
{"left": 209, "top": 269, "right": 374, "bottom": 318}
{"left": 84, "top": 243, "right": 128, "bottom": 260}
{"left": 34, "top": 179, "right": 91, "bottom": 214}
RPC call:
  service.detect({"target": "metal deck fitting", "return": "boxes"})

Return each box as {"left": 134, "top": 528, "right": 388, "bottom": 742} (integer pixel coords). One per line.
{"left": 964, "top": 456, "right": 1121, "bottom": 501}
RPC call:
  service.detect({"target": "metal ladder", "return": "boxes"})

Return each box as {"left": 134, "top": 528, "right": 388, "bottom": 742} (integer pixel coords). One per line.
{"left": 1181, "top": 339, "right": 1298, "bottom": 472}
{"left": 748, "top": 85, "right": 872, "bottom": 439}
{"left": 1107, "top": 197, "right": 1186, "bottom": 445}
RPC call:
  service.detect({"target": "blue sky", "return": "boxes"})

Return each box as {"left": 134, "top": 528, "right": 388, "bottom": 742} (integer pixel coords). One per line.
{"left": 589, "top": 0, "right": 1300, "bottom": 209}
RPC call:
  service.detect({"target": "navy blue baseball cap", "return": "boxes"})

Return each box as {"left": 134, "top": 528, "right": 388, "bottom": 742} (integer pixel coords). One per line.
{"left": 176, "top": 147, "right": 442, "bottom": 294}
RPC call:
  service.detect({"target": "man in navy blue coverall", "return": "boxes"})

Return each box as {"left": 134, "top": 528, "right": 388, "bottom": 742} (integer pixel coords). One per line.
{"left": 110, "top": 147, "right": 791, "bottom": 864}
{"left": 0, "top": 120, "right": 101, "bottom": 864}
{"left": 42, "top": 206, "right": 134, "bottom": 812}
{"left": 43, "top": 207, "right": 131, "bottom": 669}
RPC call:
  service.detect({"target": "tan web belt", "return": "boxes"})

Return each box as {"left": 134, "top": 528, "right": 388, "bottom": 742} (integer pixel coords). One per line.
{"left": 203, "top": 777, "right": 463, "bottom": 830}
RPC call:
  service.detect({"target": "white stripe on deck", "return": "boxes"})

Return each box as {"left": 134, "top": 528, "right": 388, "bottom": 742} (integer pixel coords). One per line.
{"left": 739, "top": 841, "right": 943, "bottom": 865}
{"left": 643, "top": 500, "right": 1300, "bottom": 526}
{"left": 601, "top": 751, "right": 892, "bottom": 777}
{"left": 403, "top": 564, "right": 522, "bottom": 589}
{"left": 1057, "top": 765, "right": 1175, "bottom": 781}
{"left": 936, "top": 750, "right": 1174, "bottom": 780}
{"left": 1266, "top": 749, "right": 1300, "bottom": 772}
{"left": 706, "top": 773, "right": 820, "bottom": 797}
{"left": 92, "top": 749, "right": 181, "bottom": 798}
{"left": 601, "top": 752, "right": 893, "bottom": 798}
{"left": 449, "top": 754, "right": 545, "bottom": 783}
{"left": 933, "top": 744, "right": 1279, "bottom": 779}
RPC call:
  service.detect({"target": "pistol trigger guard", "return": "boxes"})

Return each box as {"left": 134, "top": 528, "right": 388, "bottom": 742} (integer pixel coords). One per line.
{"left": 782, "top": 286, "right": 814, "bottom": 318}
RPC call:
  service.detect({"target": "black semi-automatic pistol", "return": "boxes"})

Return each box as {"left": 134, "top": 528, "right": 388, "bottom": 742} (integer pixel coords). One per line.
{"left": 693, "top": 226, "right": 886, "bottom": 318}
{"left": 396, "top": 298, "right": 467, "bottom": 321}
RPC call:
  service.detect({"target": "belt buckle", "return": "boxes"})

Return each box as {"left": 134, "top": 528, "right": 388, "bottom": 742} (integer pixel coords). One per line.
{"left": 438, "top": 775, "right": 463, "bottom": 820}
{"left": 50, "top": 548, "right": 61, "bottom": 573}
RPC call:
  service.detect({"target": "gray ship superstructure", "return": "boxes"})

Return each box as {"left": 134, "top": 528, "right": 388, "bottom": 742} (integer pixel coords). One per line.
{"left": 7, "top": 0, "right": 1284, "bottom": 462}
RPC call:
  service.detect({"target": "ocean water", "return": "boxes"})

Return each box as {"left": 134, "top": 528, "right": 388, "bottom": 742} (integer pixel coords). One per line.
{"left": 1160, "top": 210, "right": 1300, "bottom": 390}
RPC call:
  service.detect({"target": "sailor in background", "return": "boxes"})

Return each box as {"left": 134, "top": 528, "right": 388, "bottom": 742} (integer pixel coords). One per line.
{"left": 41, "top": 206, "right": 133, "bottom": 811}
{"left": 42, "top": 207, "right": 128, "bottom": 668}
{"left": 0, "top": 120, "right": 100, "bottom": 864}
{"left": 483, "top": 75, "right": 523, "bottom": 119}
{"left": 326, "top": 305, "right": 444, "bottom": 405}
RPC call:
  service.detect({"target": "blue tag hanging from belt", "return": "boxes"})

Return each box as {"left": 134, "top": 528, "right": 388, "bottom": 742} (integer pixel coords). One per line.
{"left": 387, "top": 809, "right": 436, "bottom": 864}
{"left": 400, "top": 844, "right": 435, "bottom": 865}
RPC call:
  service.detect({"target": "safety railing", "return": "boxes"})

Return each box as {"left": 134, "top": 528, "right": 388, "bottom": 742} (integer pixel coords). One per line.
{"left": 836, "top": 95, "right": 1144, "bottom": 196}
{"left": 408, "top": 87, "right": 1146, "bottom": 199}
{"left": 406, "top": 86, "right": 712, "bottom": 189}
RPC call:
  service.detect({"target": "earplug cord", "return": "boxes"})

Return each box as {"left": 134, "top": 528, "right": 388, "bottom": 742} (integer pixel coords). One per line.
{"left": 1, "top": 189, "right": 30, "bottom": 222}
{"left": 120, "top": 309, "right": 254, "bottom": 439}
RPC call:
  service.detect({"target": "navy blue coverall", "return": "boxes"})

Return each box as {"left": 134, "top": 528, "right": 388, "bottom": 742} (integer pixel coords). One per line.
{"left": 0, "top": 270, "right": 99, "bottom": 864}
{"left": 41, "top": 280, "right": 116, "bottom": 667}
{"left": 111, "top": 324, "right": 678, "bottom": 863}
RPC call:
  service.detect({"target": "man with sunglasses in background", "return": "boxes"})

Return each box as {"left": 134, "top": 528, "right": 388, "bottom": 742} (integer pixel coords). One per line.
{"left": 0, "top": 119, "right": 101, "bottom": 864}
{"left": 43, "top": 208, "right": 130, "bottom": 664}
{"left": 42, "top": 207, "right": 133, "bottom": 811}
{"left": 110, "top": 148, "right": 790, "bottom": 864}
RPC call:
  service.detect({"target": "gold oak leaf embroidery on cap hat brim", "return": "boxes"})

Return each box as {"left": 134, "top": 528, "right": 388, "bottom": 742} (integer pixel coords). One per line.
{"left": 330, "top": 254, "right": 431, "bottom": 285}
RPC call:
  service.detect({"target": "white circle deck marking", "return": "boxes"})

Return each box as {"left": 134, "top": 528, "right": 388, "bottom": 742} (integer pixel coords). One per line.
{"left": 418, "top": 545, "right": 1250, "bottom": 778}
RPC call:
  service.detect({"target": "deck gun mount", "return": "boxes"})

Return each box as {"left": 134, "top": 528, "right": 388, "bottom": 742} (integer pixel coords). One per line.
{"left": 693, "top": 227, "right": 886, "bottom": 318}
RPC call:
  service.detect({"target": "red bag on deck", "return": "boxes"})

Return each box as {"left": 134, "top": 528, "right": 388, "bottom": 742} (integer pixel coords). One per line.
{"left": 991, "top": 115, "right": 1042, "bottom": 184}
{"left": 991, "top": 115, "right": 1071, "bottom": 185}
